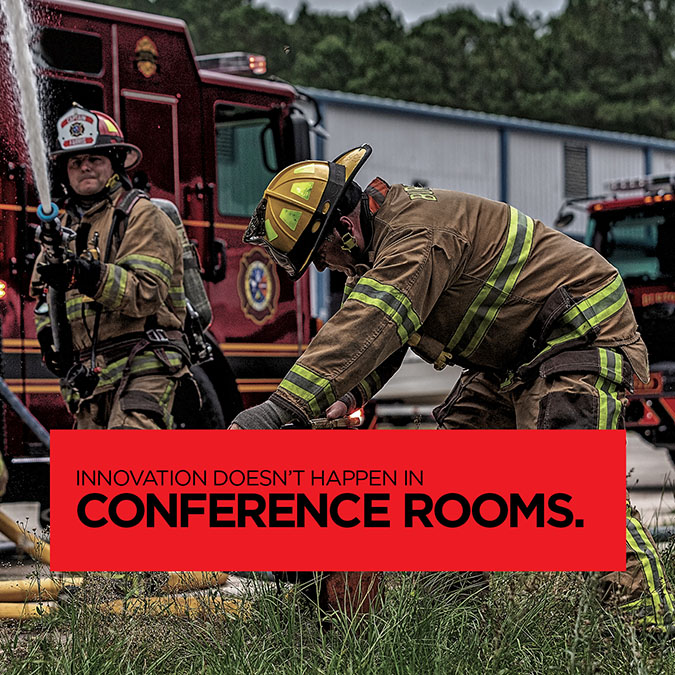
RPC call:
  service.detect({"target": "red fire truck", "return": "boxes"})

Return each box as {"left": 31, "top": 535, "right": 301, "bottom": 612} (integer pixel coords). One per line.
{"left": 558, "top": 174, "right": 675, "bottom": 462}
{"left": 0, "top": 0, "right": 315, "bottom": 507}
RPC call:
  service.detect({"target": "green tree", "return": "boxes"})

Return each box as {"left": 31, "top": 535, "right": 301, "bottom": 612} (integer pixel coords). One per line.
{"left": 90, "top": 0, "right": 675, "bottom": 137}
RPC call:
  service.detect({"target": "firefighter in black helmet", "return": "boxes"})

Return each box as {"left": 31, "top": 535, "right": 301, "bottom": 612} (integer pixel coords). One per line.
{"left": 31, "top": 105, "right": 190, "bottom": 429}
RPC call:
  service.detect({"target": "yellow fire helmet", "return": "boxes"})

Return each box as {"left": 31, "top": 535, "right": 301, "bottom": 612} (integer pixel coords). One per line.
{"left": 244, "top": 144, "right": 372, "bottom": 280}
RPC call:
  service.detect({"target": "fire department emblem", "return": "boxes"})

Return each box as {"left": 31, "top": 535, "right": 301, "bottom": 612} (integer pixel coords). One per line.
{"left": 58, "top": 111, "right": 97, "bottom": 150}
{"left": 135, "top": 36, "right": 159, "bottom": 78}
{"left": 238, "top": 249, "right": 280, "bottom": 325}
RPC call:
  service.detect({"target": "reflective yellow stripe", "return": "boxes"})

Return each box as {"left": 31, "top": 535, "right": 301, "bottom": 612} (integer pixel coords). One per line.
{"left": 98, "top": 266, "right": 129, "bottom": 309}
{"left": 348, "top": 277, "right": 421, "bottom": 345}
{"left": 117, "top": 254, "right": 172, "bottom": 286}
{"left": 279, "top": 364, "right": 335, "bottom": 416}
{"left": 595, "top": 349, "right": 623, "bottom": 430}
{"left": 447, "top": 207, "right": 534, "bottom": 358}
{"left": 625, "top": 506, "right": 674, "bottom": 625}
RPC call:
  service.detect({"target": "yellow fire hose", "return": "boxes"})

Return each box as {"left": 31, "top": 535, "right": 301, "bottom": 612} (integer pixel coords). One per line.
{"left": 0, "top": 585, "right": 246, "bottom": 620}
{"left": 0, "top": 511, "right": 242, "bottom": 619}
{"left": 164, "top": 571, "right": 230, "bottom": 592}
{"left": 0, "top": 576, "right": 83, "bottom": 602}
{"left": 0, "top": 508, "right": 243, "bottom": 620}
{"left": 0, "top": 602, "right": 57, "bottom": 619}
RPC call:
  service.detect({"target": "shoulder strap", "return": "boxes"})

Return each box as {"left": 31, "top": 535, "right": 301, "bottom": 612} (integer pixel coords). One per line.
{"left": 112, "top": 189, "right": 149, "bottom": 246}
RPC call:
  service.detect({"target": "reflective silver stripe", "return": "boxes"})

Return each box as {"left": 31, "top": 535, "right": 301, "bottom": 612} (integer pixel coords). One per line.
{"left": 515, "top": 275, "right": 630, "bottom": 376}
{"left": 547, "top": 275, "right": 627, "bottom": 346}
{"left": 98, "top": 265, "right": 129, "bottom": 309}
{"left": 35, "top": 313, "right": 50, "bottom": 333}
{"left": 341, "top": 282, "right": 355, "bottom": 306}
{"left": 168, "top": 286, "right": 187, "bottom": 309}
{"left": 359, "top": 369, "right": 382, "bottom": 402}
{"left": 596, "top": 349, "right": 622, "bottom": 430}
{"left": 626, "top": 514, "right": 674, "bottom": 624}
{"left": 97, "top": 351, "right": 183, "bottom": 389}
{"left": 66, "top": 296, "right": 98, "bottom": 321}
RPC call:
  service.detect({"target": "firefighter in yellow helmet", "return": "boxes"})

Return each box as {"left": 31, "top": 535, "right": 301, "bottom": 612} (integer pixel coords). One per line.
{"left": 243, "top": 145, "right": 371, "bottom": 281}
{"left": 232, "top": 144, "right": 675, "bottom": 631}
{"left": 30, "top": 105, "right": 190, "bottom": 429}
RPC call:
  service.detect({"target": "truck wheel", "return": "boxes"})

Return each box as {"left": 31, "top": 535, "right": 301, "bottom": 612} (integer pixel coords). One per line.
{"left": 173, "top": 365, "right": 226, "bottom": 429}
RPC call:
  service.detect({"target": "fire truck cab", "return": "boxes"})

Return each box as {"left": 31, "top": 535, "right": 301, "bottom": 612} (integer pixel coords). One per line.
{"left": 558, "top": 174, "right": 675, "bottom": 460}
{"left": 0, "top": 0, "right": 314, "bottom": 510}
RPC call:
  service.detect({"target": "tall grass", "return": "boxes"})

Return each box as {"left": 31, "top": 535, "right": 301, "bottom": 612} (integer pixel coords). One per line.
{"left": 1, "top": 565, "right": 675, "bottom": 675}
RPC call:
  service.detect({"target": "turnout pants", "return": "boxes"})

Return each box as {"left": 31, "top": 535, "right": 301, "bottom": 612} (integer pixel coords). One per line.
{"left": 434, "top": 353, "right": 675, "bottom": 629}
{"left": 75, "top": 372, "right": 181, "bottom": 430}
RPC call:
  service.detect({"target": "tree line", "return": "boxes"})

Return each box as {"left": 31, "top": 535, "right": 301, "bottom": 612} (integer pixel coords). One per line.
{"left": 94, "top": 0, "right": 675, "bottom": 139}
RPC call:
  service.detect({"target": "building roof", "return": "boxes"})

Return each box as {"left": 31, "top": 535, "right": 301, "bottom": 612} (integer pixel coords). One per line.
{"left": 303, "top": 87, "right": 675, "bottom": 151}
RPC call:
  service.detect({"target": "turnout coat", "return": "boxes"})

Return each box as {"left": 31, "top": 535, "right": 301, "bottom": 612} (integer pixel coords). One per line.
{"left": 31, "top": 187, "right": 187, "bottom": 400}
{"left": 270, "top": 180, "right": 649, "bottom": 421}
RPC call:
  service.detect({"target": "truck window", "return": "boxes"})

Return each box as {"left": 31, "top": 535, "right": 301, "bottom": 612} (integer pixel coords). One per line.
{"left": 215, "top": 108, "right": 277, "bottom": 218}
{"left": 123, "top": 95, "right": 177, "bottom": 203}
{"left": 592, "top": 212, "right": 675, "bottom": 279}
{"left": 35, "top": 28, "right": 103, "bottom": 75}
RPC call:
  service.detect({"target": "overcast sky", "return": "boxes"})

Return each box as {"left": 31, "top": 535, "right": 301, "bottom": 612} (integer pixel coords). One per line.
{"left": 251, "top": 0, "right": 568, "bottom": 25}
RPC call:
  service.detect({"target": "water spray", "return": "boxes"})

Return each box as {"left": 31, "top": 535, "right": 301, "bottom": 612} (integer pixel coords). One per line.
{"left": 1, "top": 0, "right": 54, "bottom": 215}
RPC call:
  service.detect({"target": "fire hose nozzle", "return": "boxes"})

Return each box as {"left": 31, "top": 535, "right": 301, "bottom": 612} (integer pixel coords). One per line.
{"left": 36, "top": 202, "right": 59, "bottom": 222}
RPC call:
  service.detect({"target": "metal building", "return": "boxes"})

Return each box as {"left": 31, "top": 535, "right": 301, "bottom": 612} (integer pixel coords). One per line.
{"left": 304, "top": 87, "right": 675, "bottom": 236}
{"left": 300, "top": 88, "right": 675, "bottom": 411}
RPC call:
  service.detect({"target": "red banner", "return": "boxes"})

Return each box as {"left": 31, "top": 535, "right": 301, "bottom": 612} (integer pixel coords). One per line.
{"left": 50, "top": 429, "right": 626, "bottom": 572}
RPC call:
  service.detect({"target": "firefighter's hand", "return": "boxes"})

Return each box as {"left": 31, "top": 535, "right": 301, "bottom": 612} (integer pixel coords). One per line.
{"left": 74, "top": 258, "right": 103, "bottom": 297}
{"left": 37, "top": 259, "right": 75, "bottom": 291}
{"left": 0, "top": 454, "right": 7, "bottom": 500}
{"left": 230, "top": 400, "right": 304, "bottom": 429}
{"left": 326, "top": 401, "right": 348, "bottom": 419}
{"left": 326, "top": 392, "right": 356, "bottom": 419}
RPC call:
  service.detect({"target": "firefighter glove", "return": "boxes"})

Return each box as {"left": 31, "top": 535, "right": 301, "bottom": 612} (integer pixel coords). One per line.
{"left": 74, "top": 258, "right": 104, "bottom": 298}
{"left": 37, "top": 259, "right": 76, "bottom": 291}
{"left": 230, "top": 399, "right": 298, "bottom": 429}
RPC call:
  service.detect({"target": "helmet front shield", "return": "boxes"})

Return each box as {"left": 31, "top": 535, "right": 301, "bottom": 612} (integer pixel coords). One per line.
{"left": 50, "top": 105, "right": 142, "bottom": 170}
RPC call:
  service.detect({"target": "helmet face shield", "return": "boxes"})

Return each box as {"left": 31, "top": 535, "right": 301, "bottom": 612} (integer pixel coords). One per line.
{"left": 244, "top": 198, "right": 300, "bottom": 278}
{"left": 265, "top": 245, "right": 301, "bottom": 280}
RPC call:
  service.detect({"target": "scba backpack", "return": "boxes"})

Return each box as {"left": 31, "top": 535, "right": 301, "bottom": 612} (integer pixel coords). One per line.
{"left": 116, "top": 191, "right": 213, "bottom": 364}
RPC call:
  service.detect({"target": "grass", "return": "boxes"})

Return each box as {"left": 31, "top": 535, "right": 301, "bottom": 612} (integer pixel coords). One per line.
{"left": 2, "top": 566, "right": 675, "bottom": 674}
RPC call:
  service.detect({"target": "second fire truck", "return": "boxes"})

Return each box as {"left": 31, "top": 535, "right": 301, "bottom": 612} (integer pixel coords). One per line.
{"left": 558, "top": 174, "right": 675, "bottom": 462}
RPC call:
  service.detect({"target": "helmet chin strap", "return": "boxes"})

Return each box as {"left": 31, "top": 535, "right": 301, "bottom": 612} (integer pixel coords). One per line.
{"left": 335, "top": 219, "right": 358, "bottom": 253}
{"left": 68, "top": 172, "right": 123, "bottom": 208}
{"left": 333, "top": 191, "right": 373, "bottom": 257}
{"left": 105, "top": 173, "right": 120, "bottom": 189}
